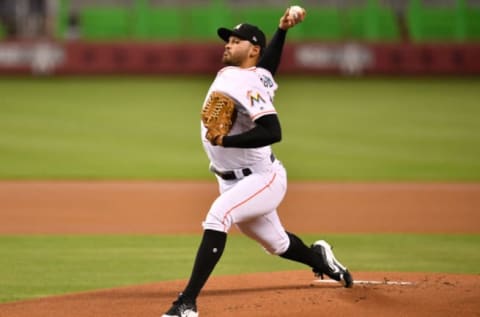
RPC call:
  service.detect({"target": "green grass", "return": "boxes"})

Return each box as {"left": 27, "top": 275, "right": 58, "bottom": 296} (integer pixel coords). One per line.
{"left": 0, "top": 77, "right": 210, "bottom": 180}
{"left": 0, "top": 234, "right": 478, "bottom": 303}
{"left": 1, "top": 77, "right": 479, "bottom": 180}
{"left": 275, "top": 78, "right": 480, "bottom": 181}
{"left": 1, "top": 77, "right": 478, "bottom": 307}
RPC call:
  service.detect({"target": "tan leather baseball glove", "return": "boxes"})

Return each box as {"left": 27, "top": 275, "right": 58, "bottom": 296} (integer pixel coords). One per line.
{"left": 201, "top": 91, "right": 236, "bottom": 146}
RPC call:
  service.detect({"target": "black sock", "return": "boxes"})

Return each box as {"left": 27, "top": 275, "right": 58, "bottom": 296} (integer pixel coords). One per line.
{"left": 279, "top": 232, "right": 319, "bottom": 269}
{"left": 182, "top": 229, "right": 227, "bottom": 301}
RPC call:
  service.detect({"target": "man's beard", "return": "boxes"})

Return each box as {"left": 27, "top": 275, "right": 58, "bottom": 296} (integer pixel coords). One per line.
{"left": 222, "top": 52, "right": 241, "bottom": 66}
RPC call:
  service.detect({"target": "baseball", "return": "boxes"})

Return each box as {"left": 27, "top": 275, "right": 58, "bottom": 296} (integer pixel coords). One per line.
{"left": 289, "top": 5, "right": 305, "bottom": 21}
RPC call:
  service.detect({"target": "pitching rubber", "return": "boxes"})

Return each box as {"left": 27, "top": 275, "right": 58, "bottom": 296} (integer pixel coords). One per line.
{"left": 312, "top": 279, "right": 415, "bottom": 286}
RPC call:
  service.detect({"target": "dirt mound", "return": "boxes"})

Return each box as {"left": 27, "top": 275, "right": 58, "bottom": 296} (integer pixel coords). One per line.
{"left": 1, "top": 181, "right": 479, "bottom": 234}
{"left": 1, "top": 271, "right": 478, "bottom": 317}
{"left": 1, "top": 181, "right": 479, "bottom": 316}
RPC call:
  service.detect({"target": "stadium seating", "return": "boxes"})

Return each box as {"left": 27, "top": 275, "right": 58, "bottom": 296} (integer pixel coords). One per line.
{"left": 80, "top": 7, "right": 131, "bottom": 40}
{"left": 56, "top": 0, "right": 69, "bottom": 39}
{"left": 458, "top": 0, "right": 480, "bottom": 40}
{"left": 185, "top": 3, "right": 233, "bottom": 40}
{"left": 0, "top": 21, "right": 5, "bottom": 40}
{"left": 234, "top": 6, "right": 287, "bottom": 37}
{"left": 289, "top": 6, "right": 344, "bottom": 41}
{"left": 406, "top": 0, "right": 480, "bottom": 42}
{"left": 345, "top": 0, "right": 400, "bottom": 41}
{"left": 132, "top": 4, "right": 183, "bottom": 40}
{"left": 60, "top": 0, "right": 479, "bottom": 43}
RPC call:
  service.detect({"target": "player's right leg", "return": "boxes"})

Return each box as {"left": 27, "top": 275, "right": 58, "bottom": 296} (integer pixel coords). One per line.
{"left": 162, "top": 229, "right": 226, "bottom": 317}
{"left": 162, "top": 293, "right": 198, "bottom": 317}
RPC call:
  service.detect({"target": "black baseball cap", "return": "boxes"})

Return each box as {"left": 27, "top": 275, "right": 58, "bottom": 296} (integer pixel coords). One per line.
{"left": 217, "top": 23, "right": 266, "bottom": 49}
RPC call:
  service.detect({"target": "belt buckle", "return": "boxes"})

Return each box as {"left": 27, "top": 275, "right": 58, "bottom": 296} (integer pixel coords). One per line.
{"left": 233, "top": 169, "right": 245, "bottom": 179}
{"left": 218, "top": 168, "right": 251, "bottom": 180}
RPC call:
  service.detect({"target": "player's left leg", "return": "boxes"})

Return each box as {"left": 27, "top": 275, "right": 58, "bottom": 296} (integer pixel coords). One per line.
{"left": 236, "top": 211, "right": 353, "bottom": 288}
{"left": 236, "top": 211, "right": 314, "bottom": 260}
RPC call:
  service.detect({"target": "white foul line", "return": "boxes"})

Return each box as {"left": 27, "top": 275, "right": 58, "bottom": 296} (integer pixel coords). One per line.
{"left": 312, "top": 279, "right": 415, "bottom": 286}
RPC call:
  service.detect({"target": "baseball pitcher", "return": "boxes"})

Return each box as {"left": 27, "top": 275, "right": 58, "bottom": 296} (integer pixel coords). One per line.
{"left": 163, "top": 7, "right": 353, "bottom": 317}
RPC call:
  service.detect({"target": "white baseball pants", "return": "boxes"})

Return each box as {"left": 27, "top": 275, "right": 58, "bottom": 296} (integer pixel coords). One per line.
{"left": 202, "top": 160, "right": 289, "bottom": 255}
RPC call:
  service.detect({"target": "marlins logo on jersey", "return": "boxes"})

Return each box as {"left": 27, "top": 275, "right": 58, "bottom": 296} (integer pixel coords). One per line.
{"left": 247, "top": 90, "right": 265, "bottom": 107}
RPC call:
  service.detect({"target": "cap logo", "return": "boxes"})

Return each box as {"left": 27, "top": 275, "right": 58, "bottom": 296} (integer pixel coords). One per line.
{"left": 235, "top": 24, "right": 242, "bottom": 30}
{"left": 252, "top": 36, "right": 257, "bottom": 42}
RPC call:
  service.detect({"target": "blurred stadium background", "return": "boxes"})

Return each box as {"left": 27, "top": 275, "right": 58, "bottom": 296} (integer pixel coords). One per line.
{"left": 0, "top": 0, "right": 480, "bottom": 75}
{"left": 1, "top": 0, "right": 479, "bottom": 181}
{"left": 1, "top": 1, "right": 479, "bottom": 307}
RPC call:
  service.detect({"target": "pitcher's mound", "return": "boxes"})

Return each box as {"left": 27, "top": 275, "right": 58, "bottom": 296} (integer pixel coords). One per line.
{"left": 1, "top": 271, "right": 479, "bottom": 317}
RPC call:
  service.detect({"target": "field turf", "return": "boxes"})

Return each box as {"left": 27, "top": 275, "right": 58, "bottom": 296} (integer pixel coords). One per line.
{"left": 1, "top": 76, "right": 479, "bottom": 181}
{"left": 0, "top": 234, "right": 478, "bottom": 303}
{"left": 0, "top": 76, "right": 478, "bottom": 303}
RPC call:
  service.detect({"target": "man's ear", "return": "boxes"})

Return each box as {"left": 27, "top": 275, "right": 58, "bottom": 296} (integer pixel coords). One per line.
{"left": 249, "top": 45, "right": 261, "bottom": 58}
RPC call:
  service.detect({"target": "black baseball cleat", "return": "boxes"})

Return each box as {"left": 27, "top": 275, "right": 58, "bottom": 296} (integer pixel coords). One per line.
{"left": 162, "top": 293, "right": 198, "bottom": 317}
{"left": 311, "top": 240, "right": 354, "bottom": 288}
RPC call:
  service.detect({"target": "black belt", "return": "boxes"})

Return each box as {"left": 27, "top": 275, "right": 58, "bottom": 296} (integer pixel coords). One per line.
{"left": 212, "top": 154, "right": 275, "bottom": 180}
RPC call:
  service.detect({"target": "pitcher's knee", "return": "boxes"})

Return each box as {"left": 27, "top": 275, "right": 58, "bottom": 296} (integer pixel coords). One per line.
{"left": 202, "top": 211, "right": 232, "bottom": 233}
{"left": 264, "top": 234, "right": 290, "bottom": 255}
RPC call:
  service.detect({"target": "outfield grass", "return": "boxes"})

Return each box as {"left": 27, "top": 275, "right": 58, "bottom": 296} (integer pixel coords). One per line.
{"left": 0, "top": 234, "right": 478, "bottom": 303}
{"left": 1, "top": 77, "right": 479, "bottom": 180}
{"left": 1, "top": 77, "right": 478, "bottom": 306}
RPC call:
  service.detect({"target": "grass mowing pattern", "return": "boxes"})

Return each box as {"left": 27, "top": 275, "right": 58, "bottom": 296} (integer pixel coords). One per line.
{"left": 0, "top": 77, "right": 210, "bottom": 179}
{"left": 276, "top": 78, "right": 480, "bottom": 180}
{"left": 1, "top": 77, "right": 479, "bottom": 180}
{"left": 0, "top": 234, "right": 478, "bottom": 303}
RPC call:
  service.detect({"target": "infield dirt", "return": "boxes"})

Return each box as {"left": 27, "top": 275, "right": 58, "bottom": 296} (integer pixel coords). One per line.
{"left": 0, "top": 181, "right": 479, "bottom": 316}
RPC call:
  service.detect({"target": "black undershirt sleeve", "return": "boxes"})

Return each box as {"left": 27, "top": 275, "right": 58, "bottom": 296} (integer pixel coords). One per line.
{"left": 222, "top": 29, "right": 286, "bottom": 148}
{"left": 222, "top": 114, "right": 281, "bottom": 148}
{"left": 257, "top": 28, "right": 287, "bottom": 76}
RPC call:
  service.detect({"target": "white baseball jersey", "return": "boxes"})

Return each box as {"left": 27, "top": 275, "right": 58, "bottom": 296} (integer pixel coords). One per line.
{"left": 201, "top": 65, "right": 289, "bottom": 255}
{"left": 201, "top": 66, "right": 278, "bottom": 171}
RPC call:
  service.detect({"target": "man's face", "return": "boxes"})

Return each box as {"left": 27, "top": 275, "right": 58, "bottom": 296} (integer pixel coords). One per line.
{"left": 222, "top": 36, "right": 259, "bottom": 66}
